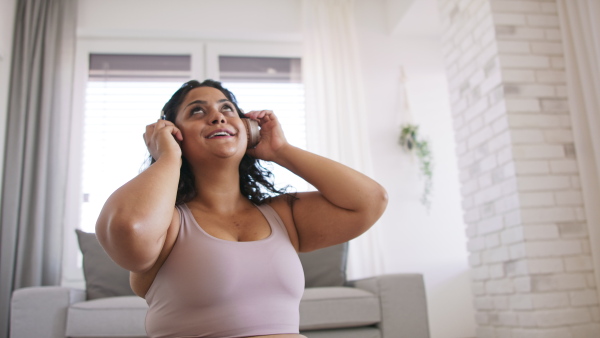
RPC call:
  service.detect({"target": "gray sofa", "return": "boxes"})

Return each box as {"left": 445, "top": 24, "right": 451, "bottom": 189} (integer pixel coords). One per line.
{"left": 10, "top": 232, "right": 430, "bottom": 338}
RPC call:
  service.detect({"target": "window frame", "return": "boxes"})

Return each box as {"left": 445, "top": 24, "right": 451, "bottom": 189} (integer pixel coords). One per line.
{"left": 205, "top": 41, "right": 302, "bottom": 80}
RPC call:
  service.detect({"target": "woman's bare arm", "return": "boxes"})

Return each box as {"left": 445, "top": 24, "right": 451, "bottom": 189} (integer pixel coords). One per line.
{"left": 272, "top": 145, "right": 387, "bottom": 252}
{"left": 246, "top": 110, "right": 387, "bottom": 252}
{"left": 95, "top": 120, "right": 182, "bottom": 272}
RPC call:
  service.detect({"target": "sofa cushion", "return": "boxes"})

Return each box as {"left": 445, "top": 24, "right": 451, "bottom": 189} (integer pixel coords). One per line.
{"left": 66, "top": 296, "right": 148, "bottom": 337}
{"left": 299, "top": 242, "right": 348, "bottom": 287}
{"left": 75, "top": 229, "right": 135, "bottom": 300}
{"left": 64, "top": 287, "right": 380, "bottom": 337}
{"left": 299, "top": 287, "right": 380, "bottom": 331}
{"left": 300, "top": 327, "right": 381, "bottom": 338}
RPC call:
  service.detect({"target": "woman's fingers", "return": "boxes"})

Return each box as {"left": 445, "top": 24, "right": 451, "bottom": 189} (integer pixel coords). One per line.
{"left": 244, "top": 110, "right": 275, "bottom": 124}
{"left": 148, "top": 119, "right": 183, "bottom": 141}
{"left": 157, "top": 120, "right": 183, "bottom": 142}
{"left": 243, "top": 110, "right": 289, "bottom": 161}
{"left": 144, "top": 119, "right": 183, "bottom": 160}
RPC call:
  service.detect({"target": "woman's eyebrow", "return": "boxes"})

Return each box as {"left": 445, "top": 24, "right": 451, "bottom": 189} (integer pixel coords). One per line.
{"left": 184, "top": 99, "right": 230, "bottom": 110}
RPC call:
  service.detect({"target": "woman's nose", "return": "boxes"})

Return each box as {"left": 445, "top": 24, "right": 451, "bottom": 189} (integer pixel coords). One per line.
{"left": 210, "top": 111, "right": 226, "bottom": 124}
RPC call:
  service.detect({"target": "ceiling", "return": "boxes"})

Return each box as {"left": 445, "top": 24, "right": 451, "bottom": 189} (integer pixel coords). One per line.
{"left": 386, "top": 0, "right": 441, "bottom": 37}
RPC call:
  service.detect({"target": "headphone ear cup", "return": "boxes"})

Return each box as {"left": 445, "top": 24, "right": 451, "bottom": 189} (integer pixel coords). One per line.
{"left": 243, "top": 119, "right": 260, "bottom": 149}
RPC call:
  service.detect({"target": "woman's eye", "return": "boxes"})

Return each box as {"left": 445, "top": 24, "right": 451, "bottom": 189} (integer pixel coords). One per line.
{"left": 222, "top": 105, "right": 237, "bottom": 115}
{"left": 191, "top": 107, "right": 204, "bottom": 115}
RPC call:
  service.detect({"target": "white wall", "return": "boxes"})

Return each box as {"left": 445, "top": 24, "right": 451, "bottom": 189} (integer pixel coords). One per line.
{"left": 0, "top": 0, "right": 17, "bottom": 202}
{"left": 355, "top": 0, "right": 475, "bottom": 337}
{"left": 76, "top": 0, "right": 475, "bottom": 337}
{"left": 77, "top": 0, "right": 302, "bottom": 41}
{"left": 384, "top": 0, "right": 416, "bottom": 34}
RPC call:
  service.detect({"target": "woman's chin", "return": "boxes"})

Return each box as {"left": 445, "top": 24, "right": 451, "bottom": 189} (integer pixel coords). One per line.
{"left": 203, "top": 146, "right": 246, "bottom": 161}
{"left": 184, "top": 141, "right": 244, "bottom": 161}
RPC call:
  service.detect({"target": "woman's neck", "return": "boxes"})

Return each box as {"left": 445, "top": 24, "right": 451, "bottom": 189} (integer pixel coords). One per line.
{"left": 189, "top": 161, "right": 248, "bottom": 213}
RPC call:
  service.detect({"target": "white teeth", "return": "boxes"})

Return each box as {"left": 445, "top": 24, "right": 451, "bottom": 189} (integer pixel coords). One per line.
{"left": 208, "top": 131, "right": 232, "bottom": 138}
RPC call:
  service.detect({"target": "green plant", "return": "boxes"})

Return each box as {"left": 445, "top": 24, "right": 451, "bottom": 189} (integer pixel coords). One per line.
{"left": 399, "top": 123, "right": 433, "bottom": 210}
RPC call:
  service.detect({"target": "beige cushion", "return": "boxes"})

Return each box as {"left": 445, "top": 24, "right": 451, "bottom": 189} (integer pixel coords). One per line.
{"left": 299, "top": 243, "right": 348, "bottom": 287}
{"left": 75, "top": 229, "right": 135, "bottom": 300}
{"left": 66, "top": 296, "right": 147, "bottom": 337}
{"left": 300, "top": 287, "right": 380, "bottom": 331}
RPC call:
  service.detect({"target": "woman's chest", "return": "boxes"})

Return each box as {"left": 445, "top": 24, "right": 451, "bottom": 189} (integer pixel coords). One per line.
{"left": 192, "top": 208, "right": 272, "bottom": 242}
{"left": 155, "top": 230, "right": 305, "bottom": 306}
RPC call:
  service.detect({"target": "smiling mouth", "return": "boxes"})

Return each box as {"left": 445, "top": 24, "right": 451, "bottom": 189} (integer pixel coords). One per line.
{"left": 207, "top": 131, "right": 234, "bottom": 139}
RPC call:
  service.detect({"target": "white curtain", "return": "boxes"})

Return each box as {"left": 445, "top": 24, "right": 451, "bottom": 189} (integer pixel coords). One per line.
{"left": 302, "top": 0, "right": 385, "bottom": 280}
{"left": 557, "top": 0, "right": 600, "bottom": 292}
{"left": 0, "top": 0, "right": 77, "bottom": 336}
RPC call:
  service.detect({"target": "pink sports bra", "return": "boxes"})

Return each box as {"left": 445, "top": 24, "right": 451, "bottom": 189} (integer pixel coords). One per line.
{"left": 144, "top": 203, "right": 305, "bottom": 338}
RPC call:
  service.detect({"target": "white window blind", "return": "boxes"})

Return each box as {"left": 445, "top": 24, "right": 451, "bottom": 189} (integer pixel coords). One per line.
{"left": 219, "top": 56, "right": 309, "bottom": 193}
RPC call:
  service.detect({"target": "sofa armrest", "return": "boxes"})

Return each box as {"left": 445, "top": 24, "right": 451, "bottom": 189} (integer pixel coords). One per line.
{"left": 10, "top": 286, "right": 86, "bottom": 338}
{"left": 350, "top": 274, "right": 430, "bottom": 338}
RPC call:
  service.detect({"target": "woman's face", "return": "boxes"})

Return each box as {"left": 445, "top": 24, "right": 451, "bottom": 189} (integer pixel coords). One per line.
{"left": 174, "top": 86, "right": 247, "bottom": 163}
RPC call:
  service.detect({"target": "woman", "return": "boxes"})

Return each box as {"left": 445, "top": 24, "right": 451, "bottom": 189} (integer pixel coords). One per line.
{"left": 96, "top": 79, "right": 388, "bottom": 338}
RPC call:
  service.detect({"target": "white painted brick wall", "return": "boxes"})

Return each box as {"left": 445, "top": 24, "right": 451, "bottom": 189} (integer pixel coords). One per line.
{"left": 519, "top": 191, "right": 554, "bottom": 206}
{"left": 572, "top": 324, "right": 600, "bottom": 338}
{"left": 565, "top": 256, "right": 594, "bottom": 272}
{"left": 570, "top": 290, "right": 600, "bottom": 307}
{"left": 533, "top": 308, "right": 591, "bottom": 326}
{"left": 527, "top": 257, "right": 563, "bottom": 274}
{"left": 522, "top": 224, "right": 559, "bottom": 239}
{"left": 531, "top": 292, "right": 569, "bottom": 309}
{"left": 438, "top": 0, "right": 600, "bottom": 335}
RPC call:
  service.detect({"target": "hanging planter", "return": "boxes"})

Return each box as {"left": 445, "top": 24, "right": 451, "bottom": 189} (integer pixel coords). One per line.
{"left": 399, "top": 123, "right": 433, "bottom": 210}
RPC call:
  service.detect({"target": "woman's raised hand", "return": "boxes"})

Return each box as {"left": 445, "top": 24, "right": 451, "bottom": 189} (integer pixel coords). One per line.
{"left": 144, "top": 119, "right": 184, "bottom": 161}
{"left": 244, "top": 110, "right": 289, "bottom": 161}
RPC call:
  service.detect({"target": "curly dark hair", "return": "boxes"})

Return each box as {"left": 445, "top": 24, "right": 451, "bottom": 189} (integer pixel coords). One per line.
{"left": 149, "top": 79, "right": 289, "bottom": 205}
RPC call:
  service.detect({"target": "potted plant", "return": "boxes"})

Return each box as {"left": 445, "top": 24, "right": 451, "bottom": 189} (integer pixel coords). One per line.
{"left": 399, "top": 123, "right": 433, "bottom": 210}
